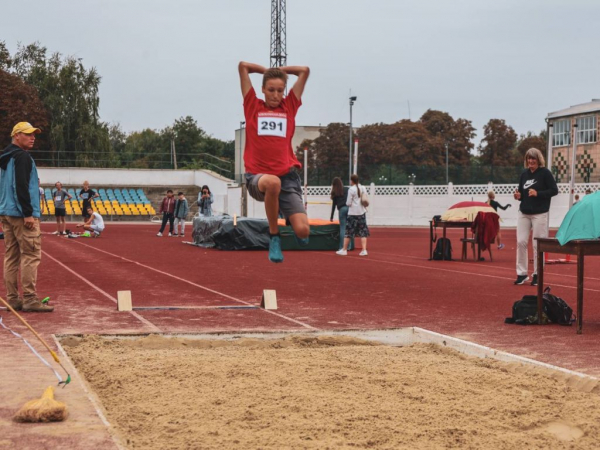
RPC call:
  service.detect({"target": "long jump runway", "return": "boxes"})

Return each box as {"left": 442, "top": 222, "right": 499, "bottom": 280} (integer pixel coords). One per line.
{"left": 1, "top": 222, "right": 600, "bottom": 448}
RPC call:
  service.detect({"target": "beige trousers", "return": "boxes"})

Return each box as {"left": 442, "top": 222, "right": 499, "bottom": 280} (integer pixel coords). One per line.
{"left": 1, "top": 216, "right": 42, "bottom": 303}
{"left": 516, "top": 211, "right": 548, "bottom": 276}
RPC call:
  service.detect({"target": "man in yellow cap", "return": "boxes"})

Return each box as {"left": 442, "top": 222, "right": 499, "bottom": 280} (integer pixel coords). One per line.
{"left": 0, "top": 122, "right": 53, "bottom": 312}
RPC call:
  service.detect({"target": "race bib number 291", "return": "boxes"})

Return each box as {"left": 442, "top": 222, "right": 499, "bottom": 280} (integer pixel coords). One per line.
{"left": 257, "top": 112, "right": 287, "bottom": 138}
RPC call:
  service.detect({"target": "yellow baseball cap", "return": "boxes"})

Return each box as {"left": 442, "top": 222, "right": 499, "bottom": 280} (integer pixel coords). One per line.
{"left": 11, "top": 122, "right": 42, "bottom": 137}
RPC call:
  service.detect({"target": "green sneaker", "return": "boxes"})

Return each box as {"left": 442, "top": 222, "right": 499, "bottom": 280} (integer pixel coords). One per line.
{"left": 269, "top": 235, "right": 284, "bottom": 263}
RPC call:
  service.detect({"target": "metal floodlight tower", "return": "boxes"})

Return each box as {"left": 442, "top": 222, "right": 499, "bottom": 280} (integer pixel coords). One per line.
{"left": 270, "top": 0, "right": 287, "bottom": 67}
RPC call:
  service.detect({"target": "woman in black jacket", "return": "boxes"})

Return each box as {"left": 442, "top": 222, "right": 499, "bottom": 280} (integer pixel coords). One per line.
{"left": 513, "top": 148, "right": 558, "bottom": 286}
{"left": 330, "top": 177, "right": 354, "bottom": 251}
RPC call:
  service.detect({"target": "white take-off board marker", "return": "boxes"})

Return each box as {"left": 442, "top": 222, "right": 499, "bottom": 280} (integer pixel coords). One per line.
{"left": 261, "top": 290, "right": 277, "bottom": 310}
{"left": 117, "top": 290, "right": 132, "bottom": 311}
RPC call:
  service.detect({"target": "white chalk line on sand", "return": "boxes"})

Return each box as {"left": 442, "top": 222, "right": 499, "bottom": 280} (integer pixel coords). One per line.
{"left": 42, "top": 250, "right": 161, "bottom": 333}
{"left": 65, "top": 240, "right": 316, "bottom": 330}
{"left": 325, "top": 253, "right": 600, "bottom": 294}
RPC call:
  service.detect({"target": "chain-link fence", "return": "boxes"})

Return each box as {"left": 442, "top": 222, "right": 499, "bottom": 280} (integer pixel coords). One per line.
{"left": 307, "top": 165, "right": 525, "bottom": 186}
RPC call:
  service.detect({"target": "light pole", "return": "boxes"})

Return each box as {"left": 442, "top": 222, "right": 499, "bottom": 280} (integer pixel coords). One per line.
{"left": 445, "top": 143, "right": 449, "bottom": 184}
{"left": 349, "top": 96, "right": 357, "bottom": 183}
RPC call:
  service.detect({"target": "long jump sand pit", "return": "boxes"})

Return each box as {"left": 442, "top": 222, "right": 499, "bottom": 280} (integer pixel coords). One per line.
{"left": 61, "top": 332, "right": 600, "bottom": 449}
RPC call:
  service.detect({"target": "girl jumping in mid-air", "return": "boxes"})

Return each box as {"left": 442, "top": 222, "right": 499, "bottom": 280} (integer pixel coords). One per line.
{"left": 238, "top": 61, "right": 310, "bottom": 263}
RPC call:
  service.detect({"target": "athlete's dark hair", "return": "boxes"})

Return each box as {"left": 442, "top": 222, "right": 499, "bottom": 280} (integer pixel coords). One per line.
{"left": 330, "top": 177, "right": 344, "bottom": 199}
{"left": 262, "top": 68, "right": 288, "bottom": 88}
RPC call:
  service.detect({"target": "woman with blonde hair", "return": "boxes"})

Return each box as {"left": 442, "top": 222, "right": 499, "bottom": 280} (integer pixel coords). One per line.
{"left": 513, "top": 148, "right": 558, "bottom": 286}
{"left": 486, "top": 191, "right": 511, "bottom": 249}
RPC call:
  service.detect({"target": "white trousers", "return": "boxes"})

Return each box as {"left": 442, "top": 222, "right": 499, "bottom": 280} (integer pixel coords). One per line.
{"left": 516, "top": 211, "right": 549, "bottom": 276}
{"left": 174, "top": 218, "right": 186, "bottom": 235}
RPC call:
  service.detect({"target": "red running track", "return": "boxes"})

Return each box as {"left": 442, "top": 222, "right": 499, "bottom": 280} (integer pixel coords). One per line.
{"left": 2, "top": 222, "right": 600, "bottom": 376}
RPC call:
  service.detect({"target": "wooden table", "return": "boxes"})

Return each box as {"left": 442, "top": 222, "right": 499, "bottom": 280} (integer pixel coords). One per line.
{"left": 429, "top": 220, "right": 472, "bottom": 260}
{"left": 536, "top": 238, "right": 600, "bottom": 334}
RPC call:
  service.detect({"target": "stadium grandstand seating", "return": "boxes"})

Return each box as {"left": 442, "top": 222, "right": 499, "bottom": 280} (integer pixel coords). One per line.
{"left": 41, "top": 187, "right": 157, "bottom": 219}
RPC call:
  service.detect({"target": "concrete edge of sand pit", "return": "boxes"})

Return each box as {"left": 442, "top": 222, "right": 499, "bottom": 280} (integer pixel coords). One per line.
{"left": 52, "top": 335, "right": 128, "bottom": 450}
{"left": 56, "top": 327, "right": 598, "bottom": 382}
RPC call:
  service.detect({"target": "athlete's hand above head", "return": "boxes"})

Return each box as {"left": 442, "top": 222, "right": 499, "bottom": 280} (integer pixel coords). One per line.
{"left": 238, "top": 61, "right": 267, "bottom": 97}
{"left": 279, "top": 65, "right": 310, "bottom": 99}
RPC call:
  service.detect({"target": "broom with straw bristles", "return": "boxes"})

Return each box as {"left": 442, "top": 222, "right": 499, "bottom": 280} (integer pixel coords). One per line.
{"left": 14, "top": 386, "right": 68, "bottom": 423}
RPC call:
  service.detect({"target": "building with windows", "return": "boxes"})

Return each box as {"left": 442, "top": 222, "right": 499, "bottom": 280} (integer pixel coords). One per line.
{"left": 547, "top": 99, "right": 599, "bottom": 183}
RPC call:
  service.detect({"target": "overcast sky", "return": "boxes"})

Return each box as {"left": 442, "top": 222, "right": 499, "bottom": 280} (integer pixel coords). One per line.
{"left": 3, "top": 0, "right": 599, "bottom": 146}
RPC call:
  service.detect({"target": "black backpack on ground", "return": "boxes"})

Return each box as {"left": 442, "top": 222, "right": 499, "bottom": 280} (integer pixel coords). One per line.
{"left": 542, "top": 287, "right": 574, "bottom": 325}
{"left": 505, "top": 287, "right": 573, "bottom": 325}
{"left": 432, "top": 237, "right": 452, "bottom": 261}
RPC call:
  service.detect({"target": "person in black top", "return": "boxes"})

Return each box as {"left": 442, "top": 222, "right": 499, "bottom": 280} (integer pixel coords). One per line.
{"left": 330, "top": 177, "right": 354, "bottom": 251}
{"left": 513, "top": 148, "right": 558, "bottom": 286}
{"left": 486, "top": 191, "right": 511, "bottom": 250}
{"left": 79, "top": 181, "right": 99, "bottom": 220}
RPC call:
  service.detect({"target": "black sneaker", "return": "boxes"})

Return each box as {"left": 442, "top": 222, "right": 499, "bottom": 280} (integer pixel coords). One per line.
{"left": 531, "top": 274, "right": 538, "bottom": 286}
{"left": 514, "top": 275, "right": 529, "bottom": 285}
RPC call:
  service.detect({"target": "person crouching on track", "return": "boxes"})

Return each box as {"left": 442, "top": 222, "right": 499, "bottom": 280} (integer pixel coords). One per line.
{"left": 238, "top": 61, "right": 310, "bottom": 263}
{"left": 173, "top": 192, "right": 188, "bottom": 237}
{"left": 157, "top": 189, "right": 175, "bottom": 237}
{"left": 77, "top": 207, "right": 104, "bottom": 237}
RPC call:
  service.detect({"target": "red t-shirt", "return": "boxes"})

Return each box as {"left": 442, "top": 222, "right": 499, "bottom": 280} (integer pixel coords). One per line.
{"left": 243, "top": 87, "right": 302, "bottom": 176}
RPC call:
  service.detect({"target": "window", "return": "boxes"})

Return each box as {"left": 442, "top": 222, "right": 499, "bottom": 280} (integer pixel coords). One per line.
{"left": 576, "top": 115, "right": 597, "bottom": 144}
{"left": 552, "top": 119, "right": 571, "bottom": 147}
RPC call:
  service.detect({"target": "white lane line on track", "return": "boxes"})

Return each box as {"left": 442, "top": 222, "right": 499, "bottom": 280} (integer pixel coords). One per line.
{"left": 42, "top": 250, "right": 161, "bottom": 333}
{"left": 67, "top": 240, "right": 317, "bottom": 330}
{"left": 325, "top": 253, "right": 600, "bottom": 294}
{"left": 365, "top": 251, "right": 600, "bottom": 282}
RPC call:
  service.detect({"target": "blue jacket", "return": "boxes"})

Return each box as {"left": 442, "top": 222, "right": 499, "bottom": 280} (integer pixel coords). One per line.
{"left": 0, "top": 144, "right": 40, "bottom": 218}
{"left": 174, "top": 198, "right": 189, "bottom": 219}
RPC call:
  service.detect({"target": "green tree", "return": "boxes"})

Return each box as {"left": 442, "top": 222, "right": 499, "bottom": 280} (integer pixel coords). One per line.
{"left": 419, "top": 109, "right": 475, "bottom": 167}
{"left": 300, "top": 123, "right": 349, "bottom": 170}
{"left": 3, "top": 41, "right": 110, "bottom": 166}
{"left": 515, "top": 131, "right": 547, "bottom": 165}
{"left": 478, "top": 119, "right": 518, "bottom": 179}
{"left": 0, "top": 68, "right": 49, "bottom": 153}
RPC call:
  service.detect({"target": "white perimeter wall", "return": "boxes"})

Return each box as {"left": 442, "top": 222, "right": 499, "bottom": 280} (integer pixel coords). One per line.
{"left": 37, "top": 169, "right": 598, "bottom": 227}
{"left": 236, "top": 182, "right": 600, "bottom": 228}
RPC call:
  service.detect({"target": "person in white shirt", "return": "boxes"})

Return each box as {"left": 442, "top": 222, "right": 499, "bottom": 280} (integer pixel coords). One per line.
{"left": 77, "top": 206, "right": 105, "bottom": 236}
{"left": 336, "top": 174, "right": 370, "bottom": 256}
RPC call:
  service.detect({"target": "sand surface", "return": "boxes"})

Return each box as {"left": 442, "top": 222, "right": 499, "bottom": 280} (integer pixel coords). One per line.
{"left": 62, "top": 334, "right": 600, "bottom": 449}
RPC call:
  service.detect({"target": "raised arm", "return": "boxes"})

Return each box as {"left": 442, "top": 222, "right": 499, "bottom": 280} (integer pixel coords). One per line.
{"left": 279, "top": 66, "right": 310, "bottom": 99}
{"left": 238, "top": 61, "right": 267, "bottom": 98}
